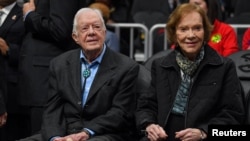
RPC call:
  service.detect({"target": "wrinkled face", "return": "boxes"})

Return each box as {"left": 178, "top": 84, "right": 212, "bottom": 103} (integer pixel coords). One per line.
{"left": 189, "top": 0, "right": 208, "bottom": 14}
{"left": 176, "top": 11, "right": 204, "bottom": 60}
{"left": 72, "top": 10, "right": 106, "bottom": 55}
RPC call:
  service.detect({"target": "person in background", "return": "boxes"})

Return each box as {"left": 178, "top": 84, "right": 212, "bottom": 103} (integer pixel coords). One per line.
{"left": 19, "top": 7, "right": 139, "bottom": 141}
{"left": 89, "top": 0, "right": 133, "bottom": 56}
{"left": 0, "top": 0, "right": 27, "bottom": 140}
{"left": 89, "top": 2, "right": 120, "bottom": 52}
{"left": 168, "top": 0, "right": 185, "bottom": 12}
{"left": 92, "top": 0, "right": 132, "bottom": 24}
{"left": 17, "top": 0, "right": 87, "bottom": 137}
{"left": 188, "top": 0, "right": 239, "bottom": 57}
{"left": 224, "top": 0, "right": 250, "bottom": 50}
{"left": 242, "top": 28, "right": 250, "bottom": 50}
{"left": 136, "top": 3, "right": 245, "bottom": 141}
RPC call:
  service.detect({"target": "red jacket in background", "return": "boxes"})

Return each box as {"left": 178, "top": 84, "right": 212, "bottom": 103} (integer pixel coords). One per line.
{"left": 208, "top": 19, "right": 239, "bottom": 57}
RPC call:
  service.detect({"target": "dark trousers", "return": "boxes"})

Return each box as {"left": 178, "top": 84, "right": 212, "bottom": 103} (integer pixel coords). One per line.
{"left": 30, "top": 107, "right": 44, "bottom": 135}
{"left": 18, "top": 133, "right": 135, "bottom": 141}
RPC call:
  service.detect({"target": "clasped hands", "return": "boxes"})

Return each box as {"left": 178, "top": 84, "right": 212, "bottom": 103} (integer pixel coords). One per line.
{"left": 52, "top": 131, "right": 89, "bottom": 141}
{"left": 146, "top": 124, "right": 205, "bottom": 141}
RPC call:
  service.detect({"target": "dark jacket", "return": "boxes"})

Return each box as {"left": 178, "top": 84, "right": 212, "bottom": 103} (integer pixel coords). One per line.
{"left": 41, "top": 47, "right": 139, "bottom": 141}
{"left": 0, "top": 3, "right": 25, "bottom": 113}
{"left": 18, "top": 0, "right": 86, "bottom": 106}
{"left": 0, "top": 55, "right": 6, "bottom": 115}
{"left": 136, "top": 45, "right": 246, "bottom": 134}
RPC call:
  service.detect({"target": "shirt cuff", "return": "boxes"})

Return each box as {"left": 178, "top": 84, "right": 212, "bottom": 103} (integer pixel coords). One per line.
{"left": 23, "top": 10, "right": 33, "bottom": 21}
{"left": 83, "top": 128, "right": 95, "bottom": 136}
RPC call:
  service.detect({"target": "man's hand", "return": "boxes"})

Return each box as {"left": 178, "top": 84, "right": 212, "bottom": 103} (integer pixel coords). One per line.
{"left": 0, "top": 112, "right": 7, "bottom": 127}
{"left": 0, "top": 38, "right": 9, "bottom": 56}
{"left": 22, "top": 0, "right": 35, "bottom": 15}
{"left": 53, "top": 131, "right": 89, "bottom": 141}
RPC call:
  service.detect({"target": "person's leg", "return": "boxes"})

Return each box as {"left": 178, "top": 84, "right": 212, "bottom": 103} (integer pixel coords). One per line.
{"left": 88, "top": 134, "right": 135, "bottom": 141}
{"left": 30, "top": 107, "right": 44, "bottom": 135}
{"left": 17, "top": 133, "right": 42, "bottom": 141}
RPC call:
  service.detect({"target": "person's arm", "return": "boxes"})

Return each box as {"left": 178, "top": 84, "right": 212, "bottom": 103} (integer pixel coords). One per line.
{"left": 221, "top": 24, "right": 239, "bottom": 56}
{"left": 41, "top": 59, "right": 66, "bottom": 141}
{"left": 23, "top": 0, "right": 80, "bottom": 44}
{"left": 136, "top": 61, "right": 159, "bottom": 133}
{"left": 22, "top": 0, "right": 35, "bottom": 20}
{"left": 210, "top": 58, "right": 246, "bottom": 124}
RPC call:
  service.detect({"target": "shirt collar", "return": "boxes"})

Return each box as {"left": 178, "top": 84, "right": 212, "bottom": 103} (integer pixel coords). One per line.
{"left": 1, "top": 2, "right": 16, "bottom": 15}
{"left": 80, "top": 44, "right": 106, "bottom": 65}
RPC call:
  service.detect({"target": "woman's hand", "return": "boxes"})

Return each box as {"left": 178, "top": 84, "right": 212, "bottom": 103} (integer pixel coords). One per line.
{"left": 175, "top": 128, "right": 207, "bottom": 141}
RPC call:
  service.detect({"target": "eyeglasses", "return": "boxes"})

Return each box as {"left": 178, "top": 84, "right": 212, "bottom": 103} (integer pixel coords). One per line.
{"left": 79, "top": 24, "right": 103, "bottom": 33}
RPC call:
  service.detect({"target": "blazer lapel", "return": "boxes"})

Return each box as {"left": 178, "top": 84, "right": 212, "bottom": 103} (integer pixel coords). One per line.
{"left": 86, "top": 48, "right": 117, "bottom": 102}
{"left": 0, "top": 4, "right": 22, "bottom": 35}
{"left": 67, "top": 49, "right": 82, "bottom": 100}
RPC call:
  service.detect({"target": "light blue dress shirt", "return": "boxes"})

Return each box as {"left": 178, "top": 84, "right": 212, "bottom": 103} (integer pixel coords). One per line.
{"left": 80, "top": 45, "right": 106, "bottom": 107}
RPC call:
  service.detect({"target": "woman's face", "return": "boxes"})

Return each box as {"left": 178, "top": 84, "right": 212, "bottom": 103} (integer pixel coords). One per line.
{"left": 176, "top": 11, "right": 204, "bottom": 60}
{"left": 189, "top": 0, "right": 208, "bottom": 14}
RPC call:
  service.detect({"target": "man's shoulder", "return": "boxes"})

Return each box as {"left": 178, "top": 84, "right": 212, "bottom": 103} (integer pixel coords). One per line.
{"left": 109, "top": 49, "right": 138, "bottom": 65}
{"left": 51, "top": 49, "right": 80, "bottom": 63}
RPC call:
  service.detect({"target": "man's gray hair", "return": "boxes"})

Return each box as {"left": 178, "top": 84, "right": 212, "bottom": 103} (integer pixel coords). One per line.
{"left": 72, "top": 8, "right": 106, "bottom": 34}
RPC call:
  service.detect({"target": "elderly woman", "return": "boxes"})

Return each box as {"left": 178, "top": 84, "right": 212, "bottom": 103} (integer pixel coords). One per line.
{"left": 136, "top": 3, "right": 245, "bottom": 141}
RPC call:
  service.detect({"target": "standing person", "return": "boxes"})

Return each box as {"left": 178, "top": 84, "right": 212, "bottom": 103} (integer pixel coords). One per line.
{"left": 188, "top": 0, "right": 239, "bottom": 57}
{"left": 17, "top": 0, "right": 87, "bottom": 137}
{"left": 0, "top": 0, "right": 27, "bottom": 140}
{"left": 19, "top": 7, "right": 139, "bottom": 141}
{"left": 0, "top": 55, "right": 7, "bottom": 141}
{"left": 136, "top": 3, "right": 245, "bottom": 141}
{"left": 92, "top": 0, "right": 132, "bottom": 24}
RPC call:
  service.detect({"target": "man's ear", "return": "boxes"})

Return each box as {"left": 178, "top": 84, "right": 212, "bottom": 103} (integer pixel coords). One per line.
{"left": 72, "top": 33, "right": 79, "bottom": 44}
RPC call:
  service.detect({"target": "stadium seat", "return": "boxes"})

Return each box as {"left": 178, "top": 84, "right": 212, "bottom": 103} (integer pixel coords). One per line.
{"left": 228, "top": 50, "right": 250, "bottom": 100}
{"left": 143, "top": 50, "right": 173, "bottom": 71}
{"left": 245, "top": 90, "right": 250, "bottom": 124}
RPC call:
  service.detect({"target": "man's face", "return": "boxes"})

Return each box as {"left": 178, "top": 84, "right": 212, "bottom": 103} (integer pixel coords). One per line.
{"left": 72, "top": 10, "right": 106, "bottom": 56}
